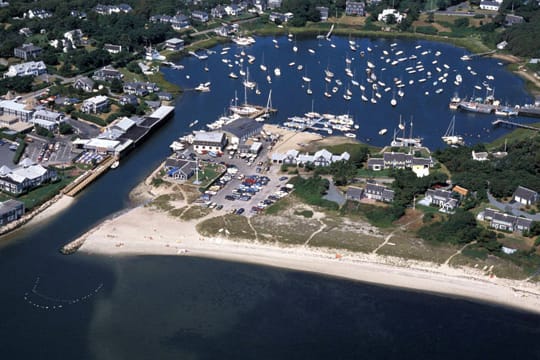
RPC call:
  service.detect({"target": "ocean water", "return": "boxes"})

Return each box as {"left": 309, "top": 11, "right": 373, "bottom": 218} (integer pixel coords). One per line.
{"left": 0, "top": 36, "right": 539, "bottom": 359}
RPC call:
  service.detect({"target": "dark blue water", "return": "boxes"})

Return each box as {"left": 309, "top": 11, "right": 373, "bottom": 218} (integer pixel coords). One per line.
{"left": 164, "top": 36, "right": 534, "bottom": 149}
{"left": 1, "top": 37, "right": 539, "bottom": 359}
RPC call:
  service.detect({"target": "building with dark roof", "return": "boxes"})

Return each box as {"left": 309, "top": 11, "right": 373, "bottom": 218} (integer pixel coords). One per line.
{"left": 425, "top": 188, "right": 459, "bottom": 213}
{"left": 221, "top": 117, "right": 263, "bottom": 144}
{"left": 478, "top": 208, "right": 533, "bottom": 233}
{"left": 14, "top": 43, "right": 42, "bottom": 61}
{"left": 513, "top": 186, "right": 538, "bottom": 206}
{"left": 504, "top": 14, "right": 524, "bottom": 26}
{"left": 346, "top": 186, "right": 364, "bottom": 202}
{"left": 364, "top": 182, "right": 394, "bottom": 203}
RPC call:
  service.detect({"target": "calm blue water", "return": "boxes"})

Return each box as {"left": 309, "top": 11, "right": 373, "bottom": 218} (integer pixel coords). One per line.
{"left": 0, "top": 37, "right": 539, "bottom": 359}
{"left": 164, "top": 36, "right": 534, "bottom": 149}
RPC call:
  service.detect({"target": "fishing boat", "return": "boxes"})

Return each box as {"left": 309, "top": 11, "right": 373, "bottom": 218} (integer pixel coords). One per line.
{"left": 228, "top": 72, "right": 238, "bottom": 79}
{"left": 243, "top": 68, "right": 256, "bottom": 89}
{"left": 378, "top": 128, "right": 388, "bottom": 135}
{"left": 441, "top": 115, "right": 464, "bottom": 146}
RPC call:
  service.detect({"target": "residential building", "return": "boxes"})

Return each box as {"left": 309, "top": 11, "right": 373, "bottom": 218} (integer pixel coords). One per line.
{"left": 271, "top": 148, "right": 349, "bottom": 167}
{"left": 211, "top": 5, "right": 227, "bottom": 18}
{"left": 118, "top": 94, "right": 138, "bottom": 106}
{"left": 496, "top": 41, "right": 508, "bottom": 50}
{"left": 367, "top": 152, "right": 434, "bottom": 177}
{"left": 424, "top": 188, "right": 459, "bottom": 213}
{"left": 0, "top": 199, "right": 25, "bottom": 225}
{"left": 92, "top": 66, "right": 123, "bottom": 82}
{"left": 73, "top": 77, "right": 95, "bottom": 93}
{"left": 81, "top": 95, "right": 109, "bottom": 114}
{"left": 346, "top": 186, "right": 364, "bottom": 202}
{"left": 31, "top": 109, "right": 65, "bottom": 130}
{"left": 104, "top": 44, "right": 123, "bottom": 54}
{"left": 504, "top": 14, "right": 524, "bottom": 26}
{"left": 157, "top": 92, "right": 173, "bottom": 101}
{"left": 225, "top": 4, "right": 242, "bottom": 16}
{"left": 64, "top": 29, "right": 84, "bottom": 48}
{"left": 95, "top": 4, "right": 132, "bottom": 15}
{"left": 70, "top": 10, "right": 87, "bottom": 19}
{"left": 254, "top": 0, "right": 267, "bottom": 12}
{"left": 191, "top": 10, "right": 209, "bottom": 22}
{"left": 164, "top": 155, "right": 197, "bottom": 180}
{"left": 14, "top": 43, "right": 42, "bottom": 61}
{"left": 364, "top": 182, "right": 394, "bottom": 203}
{"left": 478, "top": 208, "right": 533, "bottom": 233}
{"left": 316, "top": 6, "right": 329, "bottom": 21}
{"left": 269, "top": 12, "right": 293, "bottom": 23}
{"left": 170, "top": 14, "right": 190, "bottom": 30}
{"left": 345, "top": 1, "right": 365, "bottom": 16}
{"left": 164, "top": 38, "right": 185, "bottom": 51}
{"left": 512, "top": 186, "right": 539, "bottom": 206}
{"left": 378, "top": 9, "right": 406, "bottom": 23}
{"left": 193, "top": 131, "right": 227, "bottom": 154}
{"left": 472, "top": 150, "right": 489, "bottom": 161}
{"left": 0, "top": 159, "right": 57, "bottom": 195}
{"left": 26, "top": 9, "right": 52, "bottom": 19}
{"left": 479, "top": 0, "right": 501, "bottom": 11}
{"left": 268, "top": 0, "right": 282, "bottom": 9}
{"left": 123, "top": 82, "right": 159, "bottom": 96}
{"left": 4, "top": 61, "right": 47, "bottom": 78}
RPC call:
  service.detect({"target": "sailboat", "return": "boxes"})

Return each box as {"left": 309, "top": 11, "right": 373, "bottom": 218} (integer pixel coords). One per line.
{"left": 260, "top": 53, "right": 267, "bottom": 72}
{"left": 243, "top": 67, "right": 256, "bottom": 89}
{"left": 306, "top": 82, "right": 313, "bottom": 95}
{"left": 441, "top": 115, "right": 464, "bottom": 146}
{"left": 391, "top": 91, "right": 397, "bottom": 107}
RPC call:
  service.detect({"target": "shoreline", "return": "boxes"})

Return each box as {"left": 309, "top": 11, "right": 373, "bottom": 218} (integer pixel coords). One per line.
{"left": 75, "top": 205, "right": 540, "bottom": 315}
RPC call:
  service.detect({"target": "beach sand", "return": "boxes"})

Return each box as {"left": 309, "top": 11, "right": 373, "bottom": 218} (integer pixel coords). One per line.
{"left": 77, "top": 205, "right": 540, "bottom": 315}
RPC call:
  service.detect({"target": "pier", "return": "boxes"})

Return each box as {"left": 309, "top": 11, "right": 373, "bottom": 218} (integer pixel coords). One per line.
{"left": 247, "top": 105, "right": 277, "bottom": 119}
{"left": 492, "top": 119, "right": 540, "bottom": 131}
{"left": 62, "top": 156, "right": 118, "bottom": 197}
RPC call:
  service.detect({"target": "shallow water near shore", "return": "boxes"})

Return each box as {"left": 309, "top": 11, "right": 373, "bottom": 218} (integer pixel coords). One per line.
{"left": 1, "top": 36, "right": 540, "bottom": 359}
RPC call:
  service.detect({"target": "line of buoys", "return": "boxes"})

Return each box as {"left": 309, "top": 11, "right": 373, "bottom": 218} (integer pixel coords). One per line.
{"left": 24, "top": 276, "right": 104, "bottom": 311}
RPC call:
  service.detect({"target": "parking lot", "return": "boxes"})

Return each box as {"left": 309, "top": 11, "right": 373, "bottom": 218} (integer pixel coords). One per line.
{"left": 24, "top": 135, "right": 78, "bottom": 166}
{"left": 194, "top": 142, "right": 293, "bottom": 216}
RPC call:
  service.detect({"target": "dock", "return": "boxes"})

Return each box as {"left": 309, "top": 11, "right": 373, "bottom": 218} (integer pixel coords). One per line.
{"left": 492, "top": 119, "right": 540, "bottom": 132}
{"left": 247, "top": 105, "right": 278, "bottom": 119}
{"left": 517, "top": 106, "right": 540, "bottom": 118}
{"left": 62, "top": 156, "right": 118, "bottom": 197}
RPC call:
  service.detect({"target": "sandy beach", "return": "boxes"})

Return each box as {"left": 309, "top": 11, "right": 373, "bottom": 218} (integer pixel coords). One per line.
{"left": 77, "top": 205, "right": 540, "bottom": 315}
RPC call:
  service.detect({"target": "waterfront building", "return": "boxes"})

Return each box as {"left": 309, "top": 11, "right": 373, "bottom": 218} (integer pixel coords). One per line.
{"left": 193, "top": 132, "right": 227, "bottom": 154}
{"left": 0, "top": 159, "right": 57, "bottom": 195}
{"left": 270, "top": 148, "right": 350, "bottom": 167}
{"left": 316, "top": 6, "right": 329, "bottom": 21}
{"left": 81, "top": 95, "right": 109, "bottom": 114}
{"left": 164, "top": 38, "right": 184, "bottom": 51}
{"left": 471, "top": 150, "right": 489, "bottom": 161}
{"left": 4, "top": 61, "right": 46, "bottom": 78}
{"left": 164, "top": 153, "right": 197, "bottom": 180}
{"left": 118, "top": 94, "right": 138, "bottom": 107}
{"left": 0, "top": 199, "right": 25, "bottom": 225}
{"left": 13, "top": 43, "right": 42, "bottom": 61}
{"left": 512, "top": 186, "right": 539, "bottom": 206}
{"left": 222, "top": 117, "right": 263, "bottom": 145}
{"left": 123, "top": 81, "right": 160, "bottom": 96}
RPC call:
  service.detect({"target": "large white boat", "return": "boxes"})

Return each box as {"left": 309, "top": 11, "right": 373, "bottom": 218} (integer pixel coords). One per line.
{"left": 232, "top": 36, "right": 256, "bottom": 46}
{"left": 195, "top": 82, "right": 211, "bottom": 92}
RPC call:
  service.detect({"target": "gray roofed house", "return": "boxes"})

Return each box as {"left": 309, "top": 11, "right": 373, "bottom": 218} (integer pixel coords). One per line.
{"left": 512, "top": 186, "right": 539, "bottom": 206}
{"left": 73, "top": 77, "right": 95, "bottom": 93}
{"left": 477, "top": 208, "right": 533, "bottom": 233}
{"left": 425, "top": 188, "right": 459, "bottom": 213}
{"left": 92, "top": 66, "right": 123, "bottom": 82}
{"left": 316, "top": 6, "right": 329, "bottom": 21}
{"left": 164, "top": 156, "right": 197, "bottom": 180}
{"left": 364, "top": 182, "right": 394, "bottom": 203}
{"left": 0, "top": 159, "right": 56, "bottom": 194}
{"left": 367, "top": 157, "right": 384, "bottom": 171}
{"left": 383, "top": 152, "right": 412, "bottom": 169}
{"left": 346, "top": 186, "right": 364, "bottom": 202}
{"left": 164, "top": 38, "right": 184, "bottom": 51}
{"left": 4, "top": 61, "right": 47, "bottom": 78}
{"left": 14, "top": 43, "right": 42, "bottom": 61}
{"left": 191, "top": 10, "right": 209, "bottom": 22}
{"left": 157, "top": 92, "right": 173, "bottom": 101}
{"left": 119, "top": 94, "right": 138, "bottom": 106}
{"left": 0, "top": 199, "right": 25, "bottom": 225}
{"left": 345, "top": 1, "right": 365, "bottom": 16}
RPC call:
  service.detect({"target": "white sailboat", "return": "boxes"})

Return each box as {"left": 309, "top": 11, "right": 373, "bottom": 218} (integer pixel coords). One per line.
{"left": 441, "top": 115, "right": 464, "bottom": 146}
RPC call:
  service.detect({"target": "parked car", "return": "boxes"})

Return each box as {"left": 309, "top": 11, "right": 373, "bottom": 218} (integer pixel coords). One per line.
{"left": 235, "top": 208, "right": 245, "bottom": 215}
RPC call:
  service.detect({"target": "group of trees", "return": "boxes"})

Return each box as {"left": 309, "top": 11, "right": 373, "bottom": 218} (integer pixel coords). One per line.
{"left": 434, "top": 137, "right": 540, "bottom": 200}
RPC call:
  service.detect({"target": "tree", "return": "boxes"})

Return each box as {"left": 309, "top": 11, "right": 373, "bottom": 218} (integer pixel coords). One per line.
{"left": 58, "top": 122, "right": 73, "bottom": 135}
{"left": 110, "top": 78, "right": 123, "bottom": 93}
{"left": 455, "top": 18, "right": 470, "bottom": 28}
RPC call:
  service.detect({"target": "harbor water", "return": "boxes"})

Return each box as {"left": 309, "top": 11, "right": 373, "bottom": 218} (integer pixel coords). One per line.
{"left": 0, "top": 36, "right": 539, "bottom": 359}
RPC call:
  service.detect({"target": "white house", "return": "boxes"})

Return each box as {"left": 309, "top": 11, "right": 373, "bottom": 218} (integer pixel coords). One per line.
{"left": 0, "top": 158, "right": 56, "bottom": 194}
{"left": 378, "top": 9, "right": 405, "bottom": 23}
{"left": 4, "top": 61, "right": 47, "bottom": 78}
{"left": 479, "top": 0, "right": 502, "bottom": 11}
{"left": 193, "top": 131, "right": 227, "bottom": 154}
{"left": 81, "top": 95, "right": 109, "bottom": 114}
